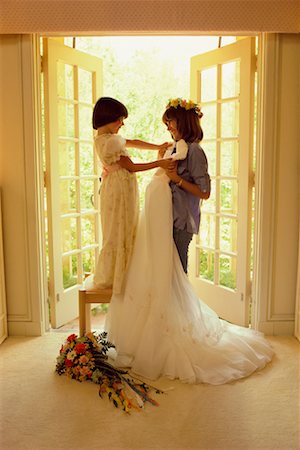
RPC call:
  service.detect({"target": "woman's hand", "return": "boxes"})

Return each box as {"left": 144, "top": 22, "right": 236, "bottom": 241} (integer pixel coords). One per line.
{"left": 158, "top": 158, "right": 176, "bottom": 170}
{"left": 165, "top": 162, "right": 211, "bottom": 199}
{"left": 158, "top": 148, "right": 167, "bottom": 159}
{"left": 165, "top": 161, "right": 180, "bottom": 183}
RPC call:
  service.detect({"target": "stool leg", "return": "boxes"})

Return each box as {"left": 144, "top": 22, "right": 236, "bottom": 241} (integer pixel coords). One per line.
{"left": 85, "top": 303, "right": 91, "bottom": 333}
{"left": 79, "top": 290, "right": 86, "bottom": 337}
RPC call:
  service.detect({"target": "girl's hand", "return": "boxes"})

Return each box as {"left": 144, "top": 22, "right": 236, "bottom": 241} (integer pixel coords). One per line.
{"left": 157, "top": 141, "right": 172, "bottom": 159}
{"left": 158, "top": 141, "right": 171, "bottom": 151}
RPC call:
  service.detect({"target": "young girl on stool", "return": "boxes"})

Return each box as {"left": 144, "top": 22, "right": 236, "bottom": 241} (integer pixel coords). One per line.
{"left": 91, "top": 97, "right": 173, "bottom": 295}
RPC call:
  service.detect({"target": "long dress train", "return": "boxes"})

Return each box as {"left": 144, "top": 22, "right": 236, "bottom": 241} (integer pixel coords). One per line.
{"left": 105, "top": 169, "right": 274, "bottom": 385}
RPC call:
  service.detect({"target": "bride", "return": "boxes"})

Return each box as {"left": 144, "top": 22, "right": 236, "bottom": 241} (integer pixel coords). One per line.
{"left": 104, "top": 99, "right": 274, "bottom": 385}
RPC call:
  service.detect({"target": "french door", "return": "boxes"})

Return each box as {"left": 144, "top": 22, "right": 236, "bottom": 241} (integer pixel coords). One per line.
{"left": 189, "top": 38, "right": 256, "bottom": 326}
{"left": 43, "top": 39, "right": 103, "bottom": 328}
{"left": 43, "top": 36, "right": 255, "bottom": 328}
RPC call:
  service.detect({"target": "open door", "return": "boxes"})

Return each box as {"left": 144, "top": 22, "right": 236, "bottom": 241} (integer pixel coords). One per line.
{"left": 43, "top": 38, "right": 103, "bottom": 328}
{"left": 189, "top": 37, "right": 256, "bottom": 326}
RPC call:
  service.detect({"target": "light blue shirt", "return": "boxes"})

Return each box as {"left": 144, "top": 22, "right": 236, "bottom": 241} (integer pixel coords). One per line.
{"left": 170, "top": 142, "right": 211, "bottom": 234}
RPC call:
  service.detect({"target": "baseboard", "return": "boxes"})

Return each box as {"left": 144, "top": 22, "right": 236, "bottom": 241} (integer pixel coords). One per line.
{"left": 258, "top": 320, "right": 295, "bottom": 336}
{"left": 8, "top": 320, "right": 44, "bottom": 337}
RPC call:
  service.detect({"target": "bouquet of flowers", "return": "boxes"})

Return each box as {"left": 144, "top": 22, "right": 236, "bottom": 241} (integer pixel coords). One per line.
{"left": 55, "top": 332, "right": 163, "bottom": 413}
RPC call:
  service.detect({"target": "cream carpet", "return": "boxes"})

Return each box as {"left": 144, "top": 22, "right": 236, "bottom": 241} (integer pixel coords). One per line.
{"left": 0, "top": 332, "right": 299, "bottom": 450}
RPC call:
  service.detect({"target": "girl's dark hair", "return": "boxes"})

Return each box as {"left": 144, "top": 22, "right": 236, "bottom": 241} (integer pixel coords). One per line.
{"left": 162, "top": 106, "right": 203, "bottom": 143}
{"left": 93, "top": 97, "right": 128, "bottom": 130}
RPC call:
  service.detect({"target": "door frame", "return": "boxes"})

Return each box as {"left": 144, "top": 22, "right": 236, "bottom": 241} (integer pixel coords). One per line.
{"left": 32, "top": 32, "right": 271, "bottom": 332}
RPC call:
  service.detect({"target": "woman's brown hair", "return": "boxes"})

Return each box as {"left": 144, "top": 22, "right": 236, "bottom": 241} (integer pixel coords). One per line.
{"left": 162, "top": 106, "right": 203, "bottom": 143}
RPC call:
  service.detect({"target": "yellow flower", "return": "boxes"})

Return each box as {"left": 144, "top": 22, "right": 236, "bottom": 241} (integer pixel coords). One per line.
{"left": 186, "top": 100, "right": 195, "bottom": 110}
{"left": 170, "top": 98, "right": 179, "bottom": 108}
{"left": 167, "top": 98, "right": 199, "bottom": 111}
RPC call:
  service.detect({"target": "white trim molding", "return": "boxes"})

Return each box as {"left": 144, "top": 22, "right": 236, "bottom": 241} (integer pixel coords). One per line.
{"left": 253, "top": 34, "right": 300, "bottom": 335}
{"left": 0, "top": 35, "right": 48, "bottom": 336}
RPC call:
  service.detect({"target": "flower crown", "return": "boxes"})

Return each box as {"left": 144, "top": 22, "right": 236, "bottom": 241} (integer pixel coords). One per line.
{"left": 166, "top": 98, "right": 203, "bottom": 118}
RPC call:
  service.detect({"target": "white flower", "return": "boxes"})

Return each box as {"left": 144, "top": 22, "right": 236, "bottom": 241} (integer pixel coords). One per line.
{"left": 67, "top": 350, "right": 76, "bottom": 360}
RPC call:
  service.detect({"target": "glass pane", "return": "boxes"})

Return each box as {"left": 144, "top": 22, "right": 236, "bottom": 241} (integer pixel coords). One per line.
{"left": 58, "top": 102, "right": 75, "bottom": 138}
{"left": 62, "top": 254, "right": 78, "bottom": 289}
{"left": 80, "top": 143, "right": 95, "bottom": 175}
{"left": 79, "top": 106, "right": 93, "bottom": 140}
{"left": 204, "top": 142, "right": 216, "bottom": 176}
{"left": 82, "top": 249, "right": 95, "bottom": 274}
{"left": 220, "top": 141, "right": 238, "bottom": 176}
{"left": 220, "top": 179, "right": 238, "bottom": 214}
{"left": 58, "top": 141, "right": 75, "bottom": 176}
{"left": 198, "top": 248, "right": 214, "bottom": 282}
{"left": 57, "top": 62, "right": 74, "bottom": 99}
{"left": 221, "top": 61, "right": 240, "bottom": 99}
{"left": 81, "top": 214, "right": 96, "bottom": 247}
{"left": 219, "top": 254, "right": 236, "bottom": 289}
{"left": 200, "top": 214, "right": 215, "bottom": 248}
{"left": 201, "top": 66, "right": 217, "bottom": 102}
{"left": 61, "top": 217, "right": 77, "bottom": 252}
{"left": 201, "top": 104, "right": 217, "bottom": 139}
{"left": 80, "top": 179, "right": 94, "bottom": 211}
{"left": 220, "top": 217, "right": 237, "bottom": 253}
{"left": 60, "top": 179, "right": 77, "bottom": 213}
{"left": 78, "top": 68, "right": 93, "bottom": 103}
{"left": 202, "top": 178, "right": 216, "bottom": 213}
{"left": 221, "top": 101, "right": 239, "bottom": 138}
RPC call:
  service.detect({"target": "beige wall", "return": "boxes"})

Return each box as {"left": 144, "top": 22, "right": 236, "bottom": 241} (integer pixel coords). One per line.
{"left": 0, "top": 33, "right": 299, "bottom": 336}
{"left": 272, "top": 35, "right": 300, "bottom": 317}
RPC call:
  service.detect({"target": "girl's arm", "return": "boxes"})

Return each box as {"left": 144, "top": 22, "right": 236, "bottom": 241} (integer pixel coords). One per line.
{"left": 126, "top": 139, "right": 170, "bottom": 152}
{"left": 118, "top": 155, "right": 175, "bottom": 173}
{"left": 166, "top": 164, "right": 210, "bottom": 200}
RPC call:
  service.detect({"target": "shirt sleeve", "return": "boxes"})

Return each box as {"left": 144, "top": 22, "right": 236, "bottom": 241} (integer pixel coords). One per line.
{"left": 188, "top": 144, "right": 211, "bottom": 194}
{"left": 103, "top": 134, "right": 128, "bottom": 165}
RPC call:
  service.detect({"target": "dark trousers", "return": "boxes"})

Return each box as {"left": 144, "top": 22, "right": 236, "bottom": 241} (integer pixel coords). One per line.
{"left": 173, "top": 226, "right": 193, "bottom": 273}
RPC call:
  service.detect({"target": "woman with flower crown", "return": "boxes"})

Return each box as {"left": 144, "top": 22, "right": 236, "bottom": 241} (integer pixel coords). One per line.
{"left": 105, "top": 98, "right": 274, "bottom": 385}
{"left": 161, "top": 98, "right": 211, "bottom": 274}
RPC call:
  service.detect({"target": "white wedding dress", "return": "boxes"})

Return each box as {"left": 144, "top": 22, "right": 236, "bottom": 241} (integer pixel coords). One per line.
{"left": 105, "top": 160, "right": 274, "bottom": 385}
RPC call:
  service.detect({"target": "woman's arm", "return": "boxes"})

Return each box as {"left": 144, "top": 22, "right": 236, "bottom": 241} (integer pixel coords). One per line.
{"left": 166, "top": 164, "right": 210, "bottom": 200}
{"left": 119, "top": 155, "right": 175, "bottom": 173}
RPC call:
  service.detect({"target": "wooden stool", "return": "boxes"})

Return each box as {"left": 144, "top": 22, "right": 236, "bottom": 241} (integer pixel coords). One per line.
{"left": 78, "top": 287, "right": 112, "bottom": 336}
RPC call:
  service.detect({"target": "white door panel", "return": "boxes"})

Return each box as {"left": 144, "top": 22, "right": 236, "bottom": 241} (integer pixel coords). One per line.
{"left": 189, "top": 38, "right": 256, "bottom": 326}
{"left": 43, "top": 39, "right": 102, "bottom": 328}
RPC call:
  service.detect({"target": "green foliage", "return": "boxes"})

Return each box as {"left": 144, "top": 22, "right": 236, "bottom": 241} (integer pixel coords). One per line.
{"left": 92, "top": 304, "right": 109, "bottom": 315}
{"left": 199, "top": 250, "right": 236, "bottom": 290}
